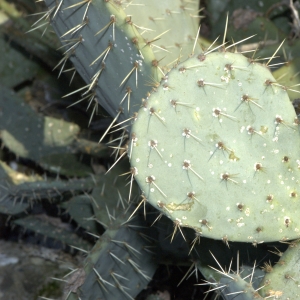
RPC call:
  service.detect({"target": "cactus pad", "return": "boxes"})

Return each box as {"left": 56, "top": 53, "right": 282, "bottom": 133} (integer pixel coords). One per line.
{"left": 130, "top": 51, "right": 300, "bottom": 243}
{"left": 260, "top": 241, "right": 300, "bottom": 299}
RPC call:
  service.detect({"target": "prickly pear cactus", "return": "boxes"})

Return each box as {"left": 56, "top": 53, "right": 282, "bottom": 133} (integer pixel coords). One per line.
{"left": 199, "top": 261, "right": 264, "bottom": 300}
{"left": 125, "top": 0, "right": 200, "bottom": 65}
{"left": 74, "top": 204, "right": 157, "bottom": 300}
{"left": 260, "top": 240, "right": 300, "bottom": 299}
{"left": 10, "top": 0, "right": 300, "bottom": 298}
{"left": 42, "top": 0, "right": 200, "bottom": 131}
{"left": 130, "top": 51, "right": 300, "bottom": 243}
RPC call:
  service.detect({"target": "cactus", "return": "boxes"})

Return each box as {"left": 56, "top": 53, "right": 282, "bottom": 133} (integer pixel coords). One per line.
{"left": 70, "top": 203, "right": 157, "bottom": 300}
{"left": 42, "top": 0, "right": 156, "bottom": 129}
{"left": 0, "top": 161, "right": 33, "bottom": 215}
{"left": 1, "top": 160, "right": 99, "bottom": 241}
{"left": 259, "top": 240, "right": 300, "bottom": 299}
{"left": 198, "top": 254, "right": 265, "bottom": 300}
{"left": 60, "top": 195, "right": 98, "bottom": 234}
{"left": 73, "top": 163, "right": 157, "bottom": 300}
{"left": 272, "top": 58, "right": 300, "bottom": 99}
{"left": 0, "top": 85, "right": 109, "bottom": 176}
{"left": 0, "top": 31, "right": 41, "bottom": 89}
{"left": 0, "top": 86, "right": 79, "bottom": 169}
{"left": 0, "top": 0, "right": 62, "bottom": 69}
{"left": 124, "top": 0, "right": 200, "bottom": 66}
{"left": 0, "top": 159, "right": 95, "bottom": 216}
{"left": 4, "top": 0, "right": 300, "bottom": 299}
{"left": 129, "top": 51, "right": 300, "bottom": 243}
{"left": 14, "top": 215, "right": 93, "bottom": 250}
{"left": 41, "top": 0, "right": 200, "bottom": 132}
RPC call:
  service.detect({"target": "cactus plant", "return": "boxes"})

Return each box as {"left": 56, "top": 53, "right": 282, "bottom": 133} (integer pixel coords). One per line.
{"left": 4, "top": 0, "right": 300, "bottom": 299}
{"left": 198, "top": 253, "right": 265, "bottom": 300}
{"left": 259, "top": 240, "right": 300, "bottom": 299}
{"left": 41, "top": 0, "right": 200, "bottom": 132}
{"left": 130, "top": 51, "right": 300, "bottom": 243}
{"left": 72, "top": 203, "right": 157, "bottom": 300}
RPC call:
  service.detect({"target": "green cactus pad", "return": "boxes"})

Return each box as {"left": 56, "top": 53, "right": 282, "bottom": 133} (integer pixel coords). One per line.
{"left": 43, "top": 0, "right": 156, "bottom": 128}
{"left": 199, "top": 263, "right": 264, "bottom": 300}
{"left": 14, "top": 215, "right": 92, "bottom": 250}
{"left": 0, "top": 86, "right": 80, "bottom": 169}
{"left": 0, "top": 33, "right": 40, "bottom": 88}
{"left": 0, "top": 197, "right": 29, "bottom": 215}
{"left": 259, "top": 240, "right": 300, "bottom": 299}
{"left": 273, "top": 57, "right": 300, "bottom": 100}
{"left": 60, "top": 195, "right": 98, "bottom": 234}
{"left": 130, "top": 51, "right": 300, "bottom": 243}
{"left": 42, "top": 0, "right": 200, "bottom": 131}
{"left": 68, "top": 204, "right": 157, "bottom": 300}
{"left": 125, "top": 0, "right": 200, "bottom": 66}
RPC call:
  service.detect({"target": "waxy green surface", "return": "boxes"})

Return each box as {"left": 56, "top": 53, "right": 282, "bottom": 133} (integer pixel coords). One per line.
{"left": 130, "top": 51, "right": 300, "bottom": 243}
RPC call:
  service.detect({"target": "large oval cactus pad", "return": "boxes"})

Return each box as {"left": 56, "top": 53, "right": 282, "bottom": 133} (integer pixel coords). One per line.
{"left": 130, "top": 51, "right": 300, "bottom": 243}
